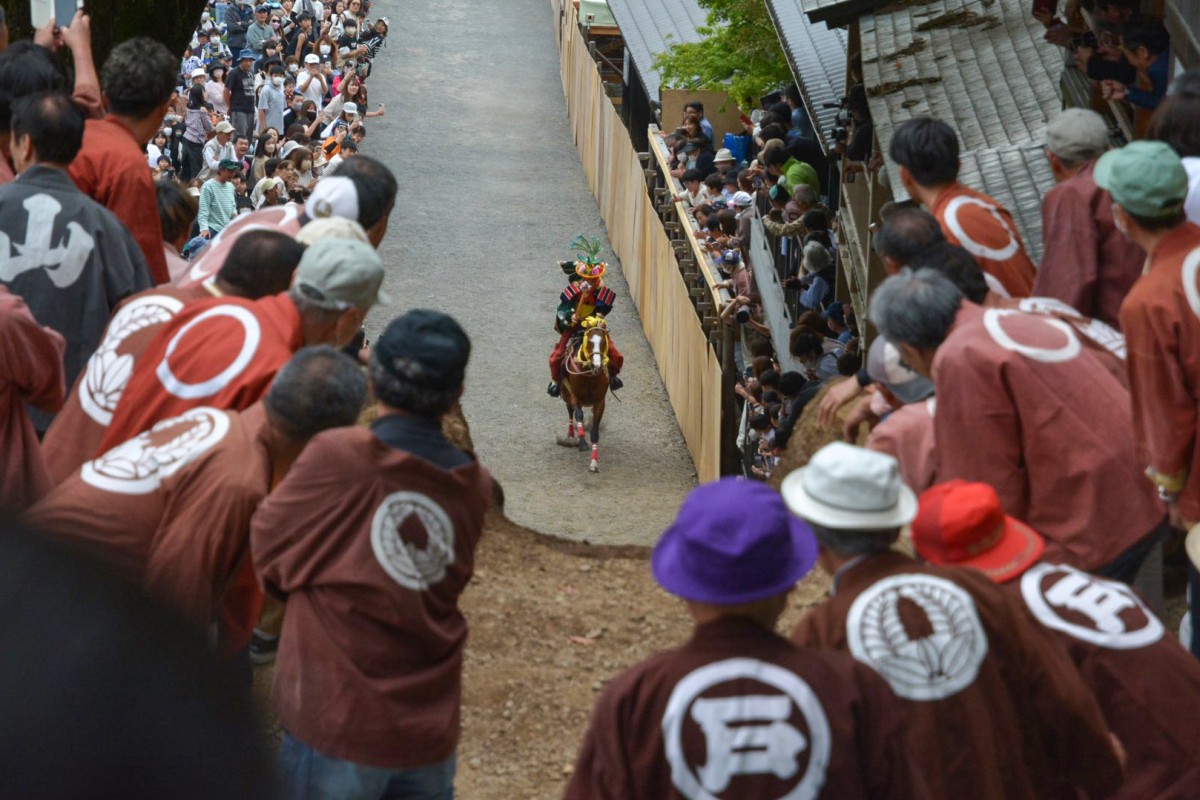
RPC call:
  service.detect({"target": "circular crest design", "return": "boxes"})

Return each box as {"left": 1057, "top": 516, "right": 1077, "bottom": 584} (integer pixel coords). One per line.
{"left": 846, "top": 573, "right": 988, "bottom": 702}
{"left": 80, "top": 294, "right": 186, "bottom": 425}
{"left": 80, "top": 407, "right": 231, "bottom": 495}
{"left": 370, "top": 491, "right": 456, "bottom": 590}
{"left": 942, "top": 195, "right": 1020, "bottom": 262}
{"left": 983, "top": 308, "right": 1081, "bottom": 364}
{"left": 1021, "top": 563, "right": 1163, "bottom": 649}
{"left": 155, "top": 305, "right": 262, "bottom": 400}
{"left": 663, "top": 658, "right": 831, "bottom": 800}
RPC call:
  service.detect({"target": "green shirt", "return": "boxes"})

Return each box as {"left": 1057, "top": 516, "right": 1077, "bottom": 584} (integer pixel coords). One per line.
{"left": 198, "top": 179, "right": 237, "bottom": 234}
{"left": 782, "top": 157, "right": 821, "bottom": 196}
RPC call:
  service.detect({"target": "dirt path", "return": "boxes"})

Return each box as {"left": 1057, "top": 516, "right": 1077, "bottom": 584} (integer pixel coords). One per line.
{"left": 363, "top": 0, "right": 696, "bottom": 546}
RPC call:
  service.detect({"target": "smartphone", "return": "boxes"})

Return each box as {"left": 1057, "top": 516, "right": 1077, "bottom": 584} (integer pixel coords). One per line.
{"left": 55, "top": 0, "right": 78, "bottom": 28}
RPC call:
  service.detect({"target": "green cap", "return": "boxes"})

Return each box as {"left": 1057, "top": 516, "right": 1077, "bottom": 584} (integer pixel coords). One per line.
{"left": 293, "top": 237, "right": 390, "bottom": 311}
{"left": 1094, "top": 140, "right": 1188, "bottom": 219}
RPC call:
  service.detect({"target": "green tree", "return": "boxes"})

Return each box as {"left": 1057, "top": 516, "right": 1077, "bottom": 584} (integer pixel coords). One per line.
{"left": 653, "top": 0, "right": 792, "bottom": 108}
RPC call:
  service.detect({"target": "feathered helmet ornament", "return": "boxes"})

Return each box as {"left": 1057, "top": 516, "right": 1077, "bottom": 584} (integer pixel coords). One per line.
{"left": 569, "top": 234, "right": 607, "bottom": 281}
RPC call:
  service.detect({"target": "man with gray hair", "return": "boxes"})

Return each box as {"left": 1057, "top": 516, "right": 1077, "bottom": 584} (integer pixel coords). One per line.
{"left": 253, "top": 309, "right": 493, "bottom": 798}
{"left": 870, "top": 268, "right": 1163, "bottom": 581}
{"left": 24, "top": 346, "right": 366, "bottom": 643}
{"left": 1034, "top": 108, "right": 1144, "bottom": 328}
{"left": 783, "top": 442, "right": 1124, "bottom": 800}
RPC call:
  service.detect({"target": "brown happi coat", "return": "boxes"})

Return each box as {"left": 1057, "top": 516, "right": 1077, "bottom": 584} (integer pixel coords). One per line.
{"left": 41, "top": 283, "right": 213, "bottom": 484}
{"left": 1119, "top": 222, "right": 1200, "bottom": 521}
{"left": 565, "top": 617, "right": 930, "bottom": 800}
{"left": 933, "top": 301, "right": 1160, "bottom": 569}
{"left": 252, "top": 425, "right": 493, "bottom": 769}
{"left": 866, "top": 398, "right": 937, "bottom": 495}
{"left": 1010, "top": 562, "right": 1200, "bottom": 799}
{"left": 792, "top": 552, "right": 1122, "bottom": 800}
{"left": 24, "top": 404, "right": 272, "bottom": 628}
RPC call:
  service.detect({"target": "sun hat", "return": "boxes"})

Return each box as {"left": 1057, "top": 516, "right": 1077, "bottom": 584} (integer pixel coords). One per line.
{"left": 780, "top": 442, "right": 918, "bottom": 529}
{"left": 912, "top": 480, "right": 1044, "bottom": 583}
{"left": 866, "top": 336, "right": 935, "bottom": 404}
{"left": 714, "top": 148, "right": 736, "bottom": 163}
{"left": 731, "top": 191, "right": 754, "bottom": 208}
{"left": 1044, "top": 108, "right": 1109, "bottom": 164}
{"left": 343, "top": 102, "right": 359, "bottom": 116}
{"left": 374, "top": 310, "right": 471, "bottom": 391}
{"left": 213, "top": 120, "right": 235, "bottom": 134}
{"left": 190, "top": 68, "right": 207, "bottom": 80}
{"left": 296, "top": 217, "right": 369, "bottom": 246}
{"left": 652, "top": 478, "right": 818, "bottom": 604}
{"left": 292, "top": 237, "right": 390, "bottom": 311}
{"left": 1094, "top": 140, "right": 1188, "bottom": 219}
{"left": 239, "top": 49, "right": 256, "bottom": 61}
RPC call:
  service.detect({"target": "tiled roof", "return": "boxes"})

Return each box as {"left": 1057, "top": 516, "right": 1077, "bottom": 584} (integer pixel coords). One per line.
{"left": 606, "top": 0, "right": 707, "bottom": 99}
{"left": 767, "top": 0, "right": 849, "bottom": 154}
{"left": 862, "top": 0, "right": 1062, "bottom": 259}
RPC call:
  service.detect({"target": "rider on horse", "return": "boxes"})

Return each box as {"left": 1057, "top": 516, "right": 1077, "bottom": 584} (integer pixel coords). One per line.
{"left": 548, "top": 236, "right": 624, "bottom": 397}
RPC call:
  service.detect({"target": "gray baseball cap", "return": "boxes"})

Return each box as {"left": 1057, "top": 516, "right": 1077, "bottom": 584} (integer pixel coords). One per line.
{"left": 293, "top": 238, "right": 390, "bottom": 311}
{"left": 1045, "top": 108, "right": 1109, "bottom": 164}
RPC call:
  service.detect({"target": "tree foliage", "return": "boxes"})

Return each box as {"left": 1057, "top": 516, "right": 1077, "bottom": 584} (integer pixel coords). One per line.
{"left": 653, "top": 0, "right": 793, "bottom": 108}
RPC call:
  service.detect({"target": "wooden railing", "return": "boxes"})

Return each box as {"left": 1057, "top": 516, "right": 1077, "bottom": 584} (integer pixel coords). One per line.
{"left": 554, "top": 0, "right": 736, "bottom": 481}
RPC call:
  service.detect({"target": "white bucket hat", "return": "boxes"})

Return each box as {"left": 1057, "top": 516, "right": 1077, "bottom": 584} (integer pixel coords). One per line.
{"left": 781, "top": 442, "right": 918, "bottom": 529}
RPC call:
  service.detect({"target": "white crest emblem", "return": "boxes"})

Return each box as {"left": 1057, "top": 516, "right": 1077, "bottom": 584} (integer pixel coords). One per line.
{"left": 846, "top": 574, "right": 988, "bottom": 701}
{"left": 983, "top": 308, "right": 1082, "bottom": 364}
{"left": 0, "top": 193, "right": 96, "bottom": 287}
{"left": 1017, "top": 297, "right": 1127, "bottom": 360}
{"left": 155, "top": 305, "right": 262, "bottom": 399}
{"left": 942, "top": 195, "right": 1020, "bottom": 262}
{"left": 1021, "top": 563, "right": 1164, "bottom": 649}
{"left": 80, "top": 408, "right": 230, "bottom": 495}
{"left": 662, "top": 658, "right": 830, "bottom": 800}
{"left": 79, "top": 294, "right": 187, "bottom": 425}
{"left": 370, "top": 491, "right": 456, "bottom": 590}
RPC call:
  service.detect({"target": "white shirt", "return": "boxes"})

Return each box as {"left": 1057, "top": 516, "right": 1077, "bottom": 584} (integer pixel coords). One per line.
{"left": 297, "top": 68, "right": 327, "bottom": 111}
{"left": 1183, "top": 157, "right": 1200, "bottom": 226}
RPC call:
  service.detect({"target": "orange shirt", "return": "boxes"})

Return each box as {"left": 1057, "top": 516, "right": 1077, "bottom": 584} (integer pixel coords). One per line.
{"left": 1119, "top": 222, "right": 1200, "bottom": 521}
{"left": 69, "top": 117, "right": 170, "bottom": 285}
{"left": 931, "top": 183, "right": 1036, "bottom": 298}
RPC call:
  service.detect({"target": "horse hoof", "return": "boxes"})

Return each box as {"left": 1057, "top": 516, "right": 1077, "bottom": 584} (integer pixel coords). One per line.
{"left": 589, "top": 460, "right": 599, "bottom": 473}
{"left": 557, "top": 436, "right": 579, "bottom": 447}
{"left": 578, "top": 438, "right": 589, "bottom": 452}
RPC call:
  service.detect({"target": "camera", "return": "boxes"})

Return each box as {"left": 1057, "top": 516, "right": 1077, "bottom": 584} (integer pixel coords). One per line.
{"left": 735, "top": 307, "right": 751, "bottom": 324}
{"left": 823, "top": 97, "right": 853, "bottom": 146}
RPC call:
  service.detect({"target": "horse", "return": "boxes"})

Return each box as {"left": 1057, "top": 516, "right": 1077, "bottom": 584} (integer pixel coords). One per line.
{"left": 555, "top": 317, "right": 610, "bottom": 472}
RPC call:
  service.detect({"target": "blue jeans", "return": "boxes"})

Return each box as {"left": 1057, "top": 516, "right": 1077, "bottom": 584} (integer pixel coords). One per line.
{"left": 277, "top": 732, "right": 455, "bottom": 800}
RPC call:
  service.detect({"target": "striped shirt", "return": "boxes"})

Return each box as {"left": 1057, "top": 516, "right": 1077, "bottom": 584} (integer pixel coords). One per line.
{"left": 198, "top": 179, "right": 237, "bottom": 234}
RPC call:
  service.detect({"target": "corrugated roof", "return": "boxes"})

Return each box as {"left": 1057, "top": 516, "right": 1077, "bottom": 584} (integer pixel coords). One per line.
{"left": 606, "top": 0, "right": 708, "bottom": 100}
{"left": 767, "top": 0, "right": 849, "bottom": 154}
{"left": 863, "top": 0, "right": 1061, "bottom": 259}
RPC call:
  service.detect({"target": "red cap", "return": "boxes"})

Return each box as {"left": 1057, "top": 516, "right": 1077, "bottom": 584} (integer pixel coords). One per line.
{"left": 912, "top": 480, "right": 1044, "bottom": 583}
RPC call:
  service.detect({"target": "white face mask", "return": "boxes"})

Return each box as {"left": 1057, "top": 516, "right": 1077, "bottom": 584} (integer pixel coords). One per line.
{"left": 272, "top": 76, "right": 285, "bottom": 87}
{"left": 288, "top": 64, "right": 300, "bottom": 74}
{"left": 320, "top": 45, "right": 331, "bottom": 55}
{"left": 344, "top": 25, "right": 356, "bottom": 35}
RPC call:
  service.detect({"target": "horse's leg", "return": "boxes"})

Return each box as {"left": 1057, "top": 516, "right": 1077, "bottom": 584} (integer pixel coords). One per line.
{"left": 589, "top": 395, "right": 605, "bottom": 472}
{"left": 556, "top": 387, "right": 579, "bottom": 447}
{"left": 575, "top": 406, "right": 587, "bottom": 451}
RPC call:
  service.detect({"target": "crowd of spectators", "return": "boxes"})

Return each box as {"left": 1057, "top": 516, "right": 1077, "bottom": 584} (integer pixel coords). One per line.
{"left": 0, "top": 7, "right": 501, "bottom": 799}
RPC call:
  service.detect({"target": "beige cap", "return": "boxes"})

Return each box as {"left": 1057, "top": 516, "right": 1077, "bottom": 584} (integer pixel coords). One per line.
{"left": 293, "top": 237, "right": 389, "bottom": 311}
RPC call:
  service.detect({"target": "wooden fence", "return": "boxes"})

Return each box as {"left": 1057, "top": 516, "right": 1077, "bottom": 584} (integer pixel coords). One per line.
{"left": 554, "top": 0, "right": 726, "bottom": 482}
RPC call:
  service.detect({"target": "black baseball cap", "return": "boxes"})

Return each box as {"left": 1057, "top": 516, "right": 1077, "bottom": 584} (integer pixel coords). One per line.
{"left": 375, "top": 310, "right": 471, "bottom": 391}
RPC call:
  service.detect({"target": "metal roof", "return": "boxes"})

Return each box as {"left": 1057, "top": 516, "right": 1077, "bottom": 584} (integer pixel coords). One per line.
{"left": 606, "top": 0, "right": 708, "bottom": 100}
{"left": 767, "top": 0, "right": 849, "bottom": 155}
{"left": 863, "top": 0, "right": 1061, "bottom": 260}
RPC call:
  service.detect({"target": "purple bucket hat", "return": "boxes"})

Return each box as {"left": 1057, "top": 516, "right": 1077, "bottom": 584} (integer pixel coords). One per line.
{"left": 652, "top": 477, "right": 818, "bottom": 604}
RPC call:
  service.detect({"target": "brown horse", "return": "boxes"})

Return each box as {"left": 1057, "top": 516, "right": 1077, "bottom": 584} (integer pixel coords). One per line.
{"left": 555, "top": 318, "right": 610, "bottom": 472}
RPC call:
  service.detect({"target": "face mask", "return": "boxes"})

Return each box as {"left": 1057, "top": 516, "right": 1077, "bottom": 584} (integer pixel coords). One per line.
{"left": 288, "top": 64, "right": 299, "bottom": 74}
{"left": 345, "top": 25, "right": 356, "bottom": 34}
{"left": 272, "top": 76, "right": 284, "bottom": 87}
{"left": 320, "top": 45, "right": 331, "bottom": 54}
